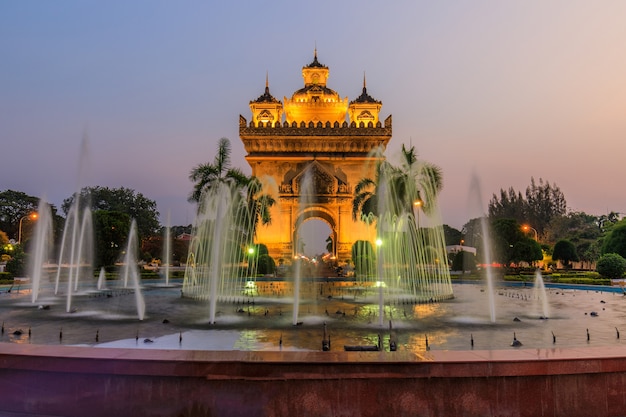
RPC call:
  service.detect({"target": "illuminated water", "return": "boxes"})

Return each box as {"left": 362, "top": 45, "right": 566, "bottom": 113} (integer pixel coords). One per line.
{"left": 1, "top": 280, "right": 623, "bottom": 352}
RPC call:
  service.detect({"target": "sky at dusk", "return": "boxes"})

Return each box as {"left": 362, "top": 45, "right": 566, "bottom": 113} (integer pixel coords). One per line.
{"left": 2, "top": 1, "right": 625, "bottom": 254}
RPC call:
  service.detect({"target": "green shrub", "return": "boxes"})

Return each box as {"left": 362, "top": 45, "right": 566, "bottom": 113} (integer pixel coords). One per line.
{"left": 549, "top": 277, "right": 611, "bottom": 285}
{"left": 451, "top": 251, "right": 477, "bottom": 272}
{"left": 0, "top": 272, "right": 12, "bottom": 282}
{"left": 596, "top": 253, "right": 626, "bottom": 279}
{"left": 257, "top": 254, "right": 275, "bottom": 275}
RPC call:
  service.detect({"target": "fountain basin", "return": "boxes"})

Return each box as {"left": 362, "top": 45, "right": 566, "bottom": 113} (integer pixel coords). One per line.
{"left": 2, "top": 281, "right": 626, "bottom": 415}
{"left": 1, "top": 343, "right": 626, "bottom": 416}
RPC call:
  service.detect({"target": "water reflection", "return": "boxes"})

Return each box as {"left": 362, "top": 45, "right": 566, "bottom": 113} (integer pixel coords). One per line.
{"left": 1, "top": 282, "right": 625, "bottom": 352}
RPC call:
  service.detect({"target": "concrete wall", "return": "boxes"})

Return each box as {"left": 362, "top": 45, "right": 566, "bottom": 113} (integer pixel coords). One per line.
{"left": 1, "top": 344, "right": 625, "bottom": 417}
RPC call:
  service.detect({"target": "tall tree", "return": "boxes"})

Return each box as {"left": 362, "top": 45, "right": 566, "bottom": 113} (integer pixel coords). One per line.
{"left": 352, "top": 144, "right": 443, "bottom": 222}
{"left": 546, "top": 211, "right": 601, "bottom": 269}
{"left": 244, "top": 177, "right": 275, "bottom": 238}
{"left": 552, "top": 240, "right": 579, "bottom": 269}
{"left": 188, "top": 137, "right": 249, "bottom": 203}
{"left": 602, "top": 221, "right": 626, "bottom": 259}
{"left": 488, "top": 188, "right": 527, "bottom": 222}
{"left": 62, "top": 187, "right": 160, "bottom": 240}
{"left": 443, "top": 224, "right": 463, "bottom": 246}
{"left": 525, "top": 177, "right": 567, "bottom": 235}
{"left": 0, "top": 190, "right": 40, "bottom": 240}
{"left": 93, "top": 210, "right": 131, "bottom": 267}
{"left": 489, "top": 177, "right": 566, "bottom": 237}
{"left": 490, "top": 218, "right": 525, "bottom": 267}
{"left": 189, "top": 138, "right": 275, "bottom": 241}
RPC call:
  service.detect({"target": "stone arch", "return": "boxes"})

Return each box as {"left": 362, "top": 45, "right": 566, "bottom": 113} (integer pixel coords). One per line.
{"left": 293, "top": 207, "right": 337, "bottom": 257}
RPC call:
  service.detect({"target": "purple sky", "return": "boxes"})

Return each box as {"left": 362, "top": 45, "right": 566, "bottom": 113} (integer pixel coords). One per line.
{"left": 2, "top": 1, "right": 626, "bottom": 254}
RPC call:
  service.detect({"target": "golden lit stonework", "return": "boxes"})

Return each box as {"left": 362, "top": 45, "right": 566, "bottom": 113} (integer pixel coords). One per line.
{"left": 348, "top": 75, "right": 382, "bottom": 126}
{"left": 249, "top": 73, "right": 283, "bottom": 126}
{"left": 283, "top": 50, "right": 349, "bottom": 125}
{"left": 240, "top": 51, "right": 392, "bottom": 262}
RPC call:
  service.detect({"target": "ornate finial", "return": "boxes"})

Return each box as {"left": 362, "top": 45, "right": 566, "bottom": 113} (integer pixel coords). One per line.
{"left": 363, "top": 72, "right": 367, "bottom": 89}
{"left": 264, "top": 71, "right": 270, "bottom": 95}
{"left": 314, "top": 42, "right": 317, "bottom": 59}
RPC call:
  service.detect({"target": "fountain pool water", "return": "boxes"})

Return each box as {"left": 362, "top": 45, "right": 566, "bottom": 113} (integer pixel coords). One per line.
{"left": 1, "top": 279, "right": 624, "bottom": 352}
{"left": 13, "top": 143, "right": 618, "bottom": 355}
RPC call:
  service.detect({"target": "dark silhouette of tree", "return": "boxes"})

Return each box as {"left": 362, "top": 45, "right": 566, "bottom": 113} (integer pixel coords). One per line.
{"left": 0, "top": 190, "right": 40, "bottom": 240}
{"left": 546, "top": 212, "right": 601, "bottom": 269}
{"left": 443, "top": 224, "right": 463, "bottom": 246}
{"left": 552, "top": 240, "right": 579, "bottom": 269}
{"left": 63, "top": 186, "right": 160, "bottom": 240}
{"left": 489, "top": 177, "right": 566, "bottom": 238}
{"left": 93, "top": 210, "right": 130, "bottom": 268}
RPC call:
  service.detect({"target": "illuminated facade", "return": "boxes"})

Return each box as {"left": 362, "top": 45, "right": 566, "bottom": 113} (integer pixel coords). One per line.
{"left": 239, "top": 51, "right": 392, "bottom": 262}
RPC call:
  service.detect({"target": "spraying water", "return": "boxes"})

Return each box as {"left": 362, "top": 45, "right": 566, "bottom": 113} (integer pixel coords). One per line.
{"left": 468, "top": 173, "right": 496, "bottom": 322}
{"left": 183, "top": 147, "right": 454, "bottom": 325}
{"left": 369, "top": 147, "right": 453, "bottom": 325}
{"left": 54, "top": 135, "right": 94, "bottom": 313}
{"left": 183, "top": 182, "right": 254, "bottom": 324}
{"left": 163, "top": 211, "right": 171, "bottom": 286}
{"left": 97, "top": 267, "right": 106, "bottom": 290}
{"left": 29, "top": 199, "right": 53, "bottom": 304}
{"left": 120, "top": 219, "right": 145, "bottom": 320}
{"left": 54, "top": 194, "right": 94, "bottom": 313}
{"left": 292, "top": 170, "right": 314, "bottom": 325}
{"left": 533, "top": 269, "right": 550, "bottom": 319}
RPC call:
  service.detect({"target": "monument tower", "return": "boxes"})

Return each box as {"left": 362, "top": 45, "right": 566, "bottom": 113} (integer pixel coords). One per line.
{"left": 239, "top": 51, "right": 392, "bottom": 262}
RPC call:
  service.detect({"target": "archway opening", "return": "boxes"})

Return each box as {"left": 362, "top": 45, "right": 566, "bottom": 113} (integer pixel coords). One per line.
{"left": 297, "top": 219, "right": 332, "bottom": 259}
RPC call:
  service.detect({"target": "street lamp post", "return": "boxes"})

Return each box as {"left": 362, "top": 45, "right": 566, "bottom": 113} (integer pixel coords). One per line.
{"left": 522, "top": 225, "right": 538, "bottom": 241}
{"left": 413, "top": 199, "right": 423, "bottom": 228}
{"left": 18, "top": 212, "right": 38, "bottom": 245}
{"left": 375, "top": 238, "right": 384, "bottom": 327}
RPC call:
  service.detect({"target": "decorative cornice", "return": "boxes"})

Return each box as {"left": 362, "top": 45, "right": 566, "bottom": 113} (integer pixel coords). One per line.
{"left": 241, "top": 138, "right": 390, "bottom": 155}
{"left": 239, "top": 115, "right": 391, "bottom": 136}
{"left": 240, "top": 115, "right": 391, "bottom": 154}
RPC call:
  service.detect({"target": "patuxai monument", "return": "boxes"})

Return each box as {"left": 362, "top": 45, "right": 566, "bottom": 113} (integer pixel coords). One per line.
{"left": 239, "top": 50, "right": 392, "bottom": 261}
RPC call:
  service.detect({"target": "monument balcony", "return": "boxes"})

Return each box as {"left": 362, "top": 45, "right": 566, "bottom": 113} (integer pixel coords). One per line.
{"left": 239, "top": 114, "right": 391, "bottom": 135}
{"left": 240, "top": 115, "right": 392, "bottom": 155}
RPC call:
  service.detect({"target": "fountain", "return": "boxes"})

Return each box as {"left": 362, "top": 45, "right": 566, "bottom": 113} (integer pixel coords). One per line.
{"left": 162, "top": 211, "right": 171, "bottom": 286}
{"left": 4, "top": 172, "right": 625, "bottom": 416}
{"left": 182, "top": 182, "right": 254, "bottom": 324}
{"left": 181, "top": 148, "right": 454, "bottom": 334}
{"left": 53, "top": 136, "right": 95, "bottom": 313}
{"left": 120, "top": 219, "right": 146, "bottom": 320}
{"left": 292, "top": 170, "right": 314, "bottom": 326}
{"left": 469, "top": 173, "right": 497, "bottom": 322}
{"left": 54, "top": 192, "right": 94, "bottom": 313}
{"left": 533, "top": 268, "right": 550, "bottom": 319}
{"left": 97, "top": 267, "right": 106, "bottom": 290}
{"left": 11, "top": 159, "right": 615, "bottom": 354}
{"left": 29, "top": 198, "right": 53, "bottom": 304}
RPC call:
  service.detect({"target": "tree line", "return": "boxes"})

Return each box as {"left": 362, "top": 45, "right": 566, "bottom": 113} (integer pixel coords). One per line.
{"left": 2, "top": 138, "right": 626, "bottom": 280}
{"left": 443, "top": 177, "right": 626, "bottom": 278}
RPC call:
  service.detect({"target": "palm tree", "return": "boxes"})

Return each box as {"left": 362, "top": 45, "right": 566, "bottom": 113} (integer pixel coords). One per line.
{"left": 352, "top": 144, "right": 443, "bottom": 223}
{"left": 244, "top": 177, "right": 276, "bottom": 238}
{"left": 188, "top": 138, "right": 249, "bottom": 203}
{"left": 189, "top": 137, "right": 275, "bottom": 239}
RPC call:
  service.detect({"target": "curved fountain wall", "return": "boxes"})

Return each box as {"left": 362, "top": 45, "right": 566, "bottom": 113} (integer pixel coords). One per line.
{"left": 1, "top": 343, "right": 625, "bottom": 417}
